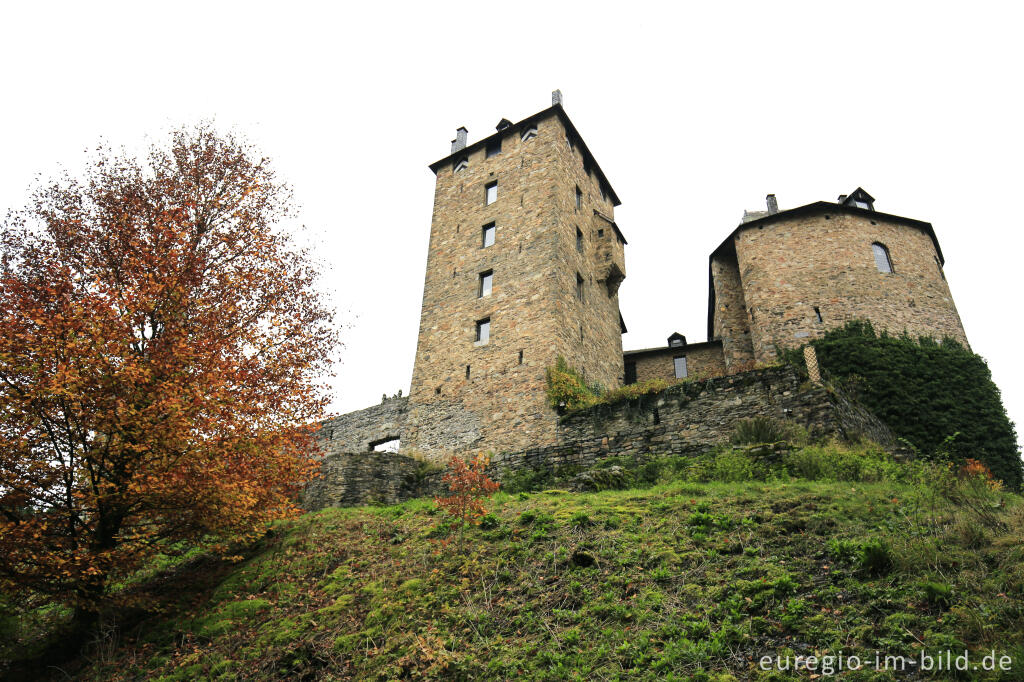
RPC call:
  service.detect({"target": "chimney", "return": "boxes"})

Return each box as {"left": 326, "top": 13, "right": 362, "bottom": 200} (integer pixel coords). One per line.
{"left": 451, "top": 126, "right": 468, "bottom": 153}
{"left": 766, "top": 194, "right": 779, "bottom": 215}
{"left": 552, "top": 89, "right": 563, "bottom": 106}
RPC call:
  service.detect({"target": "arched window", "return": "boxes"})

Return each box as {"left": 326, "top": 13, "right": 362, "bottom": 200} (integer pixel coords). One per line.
{"left": 872, "top": 242, "right": 893, "bottom": 273}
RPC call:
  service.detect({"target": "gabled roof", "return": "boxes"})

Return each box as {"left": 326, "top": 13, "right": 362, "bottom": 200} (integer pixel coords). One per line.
{"left": 428, "top": 103, "right": 622, "bottom": 207}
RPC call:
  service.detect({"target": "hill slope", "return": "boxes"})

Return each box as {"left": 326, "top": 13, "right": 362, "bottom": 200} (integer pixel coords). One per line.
{"left": 7, "top": 447, "right": 1024, "bottom": 681}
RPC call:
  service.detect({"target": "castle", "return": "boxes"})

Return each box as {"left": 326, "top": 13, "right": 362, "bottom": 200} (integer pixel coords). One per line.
{"left": 317, "top": 91, "right": 967, "bottom": 465}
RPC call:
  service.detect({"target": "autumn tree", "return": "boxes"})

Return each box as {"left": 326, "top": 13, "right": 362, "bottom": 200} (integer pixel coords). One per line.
{"left": 0, "top": 126, "right": 335, "bottom": 637}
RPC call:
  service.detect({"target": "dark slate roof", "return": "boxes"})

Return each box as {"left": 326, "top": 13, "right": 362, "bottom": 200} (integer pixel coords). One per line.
{"left": 705, "top": 200, "right": 947, "bottom": 340}
{"left": 428, "top": 103, "right": 622, "bottom": 207}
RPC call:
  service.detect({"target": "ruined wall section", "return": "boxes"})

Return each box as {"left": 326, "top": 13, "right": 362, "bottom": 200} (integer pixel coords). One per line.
{"left": 317, "top": 397, "right": 407, "bottom": 456}
{"left": 305, "top": 367, "right": 896, "bottom": 509}
{"left": 736, "top": 211, "right": 968, "bottom": 364}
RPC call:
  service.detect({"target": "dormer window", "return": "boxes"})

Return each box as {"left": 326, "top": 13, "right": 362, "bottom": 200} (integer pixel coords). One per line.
{"left": 668, "top": 332, "right": 686, "bottom": 348}
{"left": 840, "top": 187, "right": 876, "bottom": 211}
{"left": 521, "top": 126, "right": 538, "bottom": 142}
{"left": 453, "top": 157, "right": 468, "bottom": 173}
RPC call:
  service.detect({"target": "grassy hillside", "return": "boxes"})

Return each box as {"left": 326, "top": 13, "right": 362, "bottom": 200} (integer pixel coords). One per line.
{"left": 5, "top": 444, "right": 1024, "bottom": 681}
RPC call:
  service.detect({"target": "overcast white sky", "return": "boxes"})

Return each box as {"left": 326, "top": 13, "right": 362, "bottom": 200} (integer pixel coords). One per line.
{"left": 2, "top": 1, "right": 1022, "bottom": 452}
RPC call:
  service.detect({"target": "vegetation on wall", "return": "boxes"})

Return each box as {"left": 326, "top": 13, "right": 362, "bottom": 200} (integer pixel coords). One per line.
{"left": 787, "top": 321, "right": 1022, "bottom": 489}
{"left": 544, "top": 356, "right": 675, "bottom": 413}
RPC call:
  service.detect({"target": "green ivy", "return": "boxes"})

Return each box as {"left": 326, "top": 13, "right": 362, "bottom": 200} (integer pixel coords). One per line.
{"left": 788, "top": 321, "right": 1022, "bottom": 490}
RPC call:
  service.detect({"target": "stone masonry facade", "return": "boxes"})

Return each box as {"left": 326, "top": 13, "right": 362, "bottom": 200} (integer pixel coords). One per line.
{"left": 303, "top": 366, "right": 895, "bottom": 509}
{"left": 307, "top": 93, "right": 971, "bottom": 490}
{"left": 402, "top": 101, "right": 626, "bottom": 459}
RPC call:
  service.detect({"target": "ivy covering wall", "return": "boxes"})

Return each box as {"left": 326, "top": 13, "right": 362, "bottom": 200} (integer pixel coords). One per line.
{"left": 791, "top": 321, "right": 1022, "bottom": 490}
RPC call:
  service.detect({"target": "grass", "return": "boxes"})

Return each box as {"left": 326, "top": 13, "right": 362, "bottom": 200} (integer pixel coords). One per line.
{"left": 4, "top": 445, "right": 1024, "bottom": 680}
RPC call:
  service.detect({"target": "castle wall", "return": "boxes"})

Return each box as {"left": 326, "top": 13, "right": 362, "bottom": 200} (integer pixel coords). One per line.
{"left": 317, "top": 397, "right": 407, "bottom": 455}
{"left": 303, "top": 366, "right": 895, "bottom": 509}
{"left": 404, "top": 111, "right": 625, "bottom": 459}
{"left": 710, "top": 248, "right": 755, "bottom": 371}
{"left": 736, "top": 211, "right": 968, "bottom": 364}
{"left": 627, "top": 341, "right": 726, "bottom": 383}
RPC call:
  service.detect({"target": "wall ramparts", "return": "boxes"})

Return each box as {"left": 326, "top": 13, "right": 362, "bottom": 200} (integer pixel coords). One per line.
{"left": 303, "top": 366, "right": 894, "bottom": 510}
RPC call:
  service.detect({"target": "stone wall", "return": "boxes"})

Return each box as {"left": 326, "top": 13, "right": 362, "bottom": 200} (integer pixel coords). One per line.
{"left": 626, "top": 341, "right": 727, "bottom": 384}
{"left": 734, "top": 209, "right": 968, "bottom": 364}
{"left": 404, "top": 107, "right": 626, "bottom": 461}
{"left": 304, "top": 366, "right": 895, "bottom": 509}
{"left": 303, "top": 450, "right": 444, "bottom": 510}
{"left": 710, "top": 247, "right": 756, "bottom": 372}
{"left": 317, "top": 396, "right": 408, "bottom": 456}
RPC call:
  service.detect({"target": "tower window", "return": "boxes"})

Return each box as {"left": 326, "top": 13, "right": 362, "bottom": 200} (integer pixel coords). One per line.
{"left": 814, "top": 306, "right": 823, "bottom": 323}
{"left": 575, "top": 185, "right": 582, "bottom": 210}
{"left": 521, "top": 126, "right": 537, "bottom": 142}
{"left": 576, "top": 227, "right": 583, "bottom": 252}
{"left": 482, "top": 222, "right": 495, "bottom": 248}
{"left": 475, "top": 318, "right": 490, "bottom": 344}
{"left": 485, "top": 181, "right": 497, "bottom": 205}
{"left": 872, "top": 242, "right": 894, "bottom": 273}
{"left": 518, "top": 350, "right": 523, "bottom": 365}
{"left": 466, "top": 364, "right": 471, "bottom": 379}
{"left": 576, "top": 272, "right": 584, "bottom": 301}
{"left": 673, "top": 356, "right": 688, "bottom": 379}
{"left": 486, "top": 138, "right": 501, "bottom": 158}
{"left": 478, "top": 270, "right": 493, "bottom": 298}
{"left": 453, "top": 157, "right": 468, "bottom": 173}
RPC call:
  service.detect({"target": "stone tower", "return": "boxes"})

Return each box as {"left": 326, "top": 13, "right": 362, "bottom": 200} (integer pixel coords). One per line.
{"left": 709, "top": 188, "right": 968, "bottom": 372}
{"left": 401, "top": 92, "right": 627, "bottom": 460}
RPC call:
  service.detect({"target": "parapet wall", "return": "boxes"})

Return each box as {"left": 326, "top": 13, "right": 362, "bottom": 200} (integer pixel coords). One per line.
{"left": 303, "top": 366, "right": 894, "bottom": 510}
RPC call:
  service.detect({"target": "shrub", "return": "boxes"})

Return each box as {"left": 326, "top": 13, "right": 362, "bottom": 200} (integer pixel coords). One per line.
{"left": 730, "top": 417, "right": 802, "bottom": 445}
{"left": 791, "top": 321, "right": 1022, "bottom": 489}
{"left": 434, "top": 454, "right": 500, "bottom": 551}
{"left": 921, "top": 581, "right": 954, "bottom": 609}
{"left": 545, "top": 356, "right": 601, "bottom": 411}
{"left": 859, "top": 538, "right": 894, "bottom": 576}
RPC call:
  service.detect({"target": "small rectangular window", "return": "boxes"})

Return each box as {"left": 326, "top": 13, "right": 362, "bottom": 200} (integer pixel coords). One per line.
{"left": 485, "top": 181, "right": 497, "bottom": 205}
{"left": 475, "top": 318, "right": 490, "bottom": 344}
{"left": 478, "top": 270, "right": 493, "bottom": 298}
{"left": 486, "top": 138, "right": 501, "bottom": 158}
{"left": 482, "top": 222, "right": 495, "bottom": 248}
{"left": 673, "top": 356, "right": 688, "bottom": 379}
{"left": 576, "top": 227, "right": 583, "bottom": 252}
{"left": 575, "top": 185, "right": 582, "bottom": 210}
{"left": 576, "top": 273, "right": 584, "bottom": 301}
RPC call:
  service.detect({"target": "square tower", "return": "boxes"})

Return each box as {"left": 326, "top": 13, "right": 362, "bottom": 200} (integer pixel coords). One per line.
{"left": 402, "top": 95, "right": 627, "bottom": 460}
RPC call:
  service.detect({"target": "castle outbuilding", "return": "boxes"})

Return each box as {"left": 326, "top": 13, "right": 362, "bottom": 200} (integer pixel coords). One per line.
{"left": 316, "top": 92, "right": 969, "bottom": 463}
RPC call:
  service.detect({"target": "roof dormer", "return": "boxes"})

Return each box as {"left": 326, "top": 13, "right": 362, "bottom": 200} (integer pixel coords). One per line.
{"left": 839, "top": 187, "right": 875, "bottom": 211}
{"left": 668, "top": 332, "right": 687, "bottom": 348}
